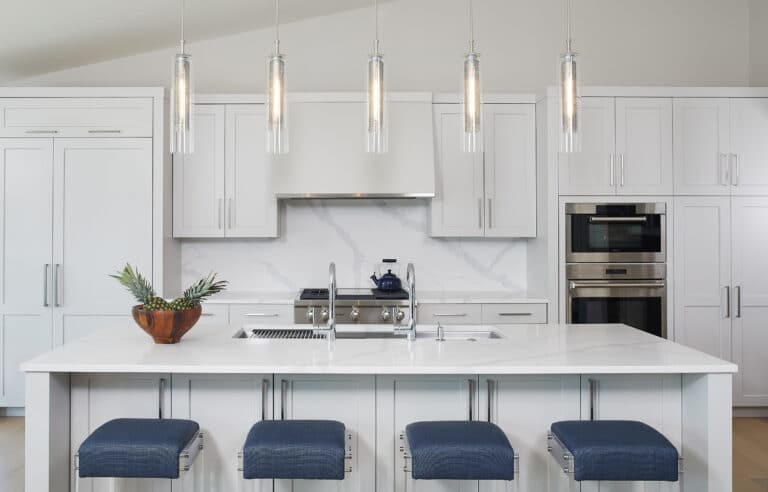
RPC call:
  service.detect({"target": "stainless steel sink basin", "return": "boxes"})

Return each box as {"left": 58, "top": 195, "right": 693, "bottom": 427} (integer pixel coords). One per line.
{"left": 233, "top": 328, "right": 504, "bottom": 341}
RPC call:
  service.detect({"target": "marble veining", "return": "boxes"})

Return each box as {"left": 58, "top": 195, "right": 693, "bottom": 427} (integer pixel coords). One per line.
{"left": 181, "top": 200, "right": 528, "bottom": 293}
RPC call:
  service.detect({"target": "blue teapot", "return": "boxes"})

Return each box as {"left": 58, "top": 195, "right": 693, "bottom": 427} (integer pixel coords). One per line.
{"left": 370, "top": 262, "right": 403, "bottom": 291}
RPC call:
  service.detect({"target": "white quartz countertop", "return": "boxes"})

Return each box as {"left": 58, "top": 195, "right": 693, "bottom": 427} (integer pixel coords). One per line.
{"left": 204, "top": 290, "right": 548, "bottom": 305}
{"left": 22, "top": 323, "right": 736, "bottom": 375}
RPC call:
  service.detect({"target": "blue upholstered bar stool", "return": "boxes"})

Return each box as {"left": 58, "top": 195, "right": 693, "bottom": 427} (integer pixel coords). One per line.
{"left": 547, "top": 420, "right": 681, "bottom": 488}
{"left": 401, "top": 421, "right": 519, "bottom": 485}
{"left": 74, "top": 418, "right": 203, "bottom": 491}
{"left": 238, "top": 420, "right": 352, "bottom": 485}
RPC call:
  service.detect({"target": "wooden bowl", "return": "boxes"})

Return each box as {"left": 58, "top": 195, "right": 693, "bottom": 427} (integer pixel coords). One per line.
{"left": 131, "top": 305, "right": 202, "bottom": 344}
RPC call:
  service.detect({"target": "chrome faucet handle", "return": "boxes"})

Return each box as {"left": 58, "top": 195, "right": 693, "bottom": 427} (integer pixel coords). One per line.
{"left": 436, "top": 322, "right": 445, "bottom": 342}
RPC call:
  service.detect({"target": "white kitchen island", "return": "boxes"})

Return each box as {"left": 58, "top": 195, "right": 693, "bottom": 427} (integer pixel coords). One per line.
{"left": 21, "top": 323, "right": 736, "bottom": 492}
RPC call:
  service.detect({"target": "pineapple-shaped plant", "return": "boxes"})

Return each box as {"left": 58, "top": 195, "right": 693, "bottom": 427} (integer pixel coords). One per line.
{"left": 111, "top": 264, "right": 227, "bottom": 311}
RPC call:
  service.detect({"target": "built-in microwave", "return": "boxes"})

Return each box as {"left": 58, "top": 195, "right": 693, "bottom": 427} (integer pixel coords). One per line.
{"left": 565, "top": 203, "right": 666, "bottom": 263}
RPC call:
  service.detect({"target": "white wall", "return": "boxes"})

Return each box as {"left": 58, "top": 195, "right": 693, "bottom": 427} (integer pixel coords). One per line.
{"left": 181, "top": 200, "right": 527, "bottom": 293}
{"left": 14, "top": 0, "right": 751, "bottom": 91}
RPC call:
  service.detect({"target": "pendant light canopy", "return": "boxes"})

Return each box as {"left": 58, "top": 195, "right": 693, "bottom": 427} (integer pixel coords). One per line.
{"left": 463, "top": 0, "right": 482, "bottom": 153}
{"left": 171, "top": 0, "right": 193, "bottom": 155}
{"left": 367, "top": 0, "right": 387, "bottom": 154}
{"left": 267, "top": 0, "right": 288, "bottom": 155}
{"left": 560, "top": 0, "right": 581, "bottom": 153}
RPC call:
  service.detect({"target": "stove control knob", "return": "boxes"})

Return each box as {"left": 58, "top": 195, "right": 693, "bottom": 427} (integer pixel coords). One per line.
{"left": 395, "top": 310, "right": 406, "bottom": 323}
{"left": 320, "top": 309, "right": 330, "bottom": 323}
{"left": 380, "top": 309, "right": 392, "bottom": 322}
{"left": 349, "top": 308, "right": 360, "bottom": 322}
{"left": 306, "top": 309, "right": 315, "bottom": 323}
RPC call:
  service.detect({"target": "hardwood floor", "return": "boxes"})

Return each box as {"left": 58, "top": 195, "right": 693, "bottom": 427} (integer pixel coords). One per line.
{"left": 0, "top": 417, "right": 24, "bottom": 492}
{"left": 1, "top": 416, "right": 767, "bottom": 491}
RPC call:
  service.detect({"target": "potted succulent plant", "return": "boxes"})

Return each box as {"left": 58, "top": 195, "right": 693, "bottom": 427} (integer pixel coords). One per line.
{"left": 111, "top": 264, "right": 228, "bottom": 344}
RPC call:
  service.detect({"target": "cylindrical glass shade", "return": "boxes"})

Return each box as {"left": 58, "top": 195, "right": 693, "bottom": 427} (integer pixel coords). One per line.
{"left": 367, "top": 53, "right": 387, "bottom": 154}
{"left": 267, "top": 53, "right": 288, "bottom": 155}
{"left": 171, "top": 52, "right": 194, "bottom": 155}
{"left": 560, "top": 51, "right": 581, "bottom": 153}
{"left": 463, "top": 52, "right": 483, "bottom": 153}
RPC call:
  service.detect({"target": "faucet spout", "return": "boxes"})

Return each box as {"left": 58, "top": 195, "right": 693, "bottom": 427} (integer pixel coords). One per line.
{"left": 405, "top": 263, "right": 416, "bottom": 341}
{"left": 327, "top": 262, "right": 337, "bottom": 342}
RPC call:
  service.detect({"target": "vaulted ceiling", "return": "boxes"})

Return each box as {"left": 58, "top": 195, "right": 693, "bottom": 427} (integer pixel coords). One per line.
{"left": 0, "top": 0, "right": 383, "bottom": 81}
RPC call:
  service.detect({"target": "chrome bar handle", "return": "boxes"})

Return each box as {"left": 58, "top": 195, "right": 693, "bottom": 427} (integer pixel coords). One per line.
{"left": 432, "top": 313, "right": 467, "bottom": 318}
{"left": 53, "top": 264, "right": 61, "bottom": 307}
{"left": 609, "top": 154, "right": 615, "bottom": 187}
{"left": 280, "top": 379, "right": 288, "bottom": 420}
{"left": 228, "top": 198, "right": 233, "bottom": 228}
{"left": 43, "top": 264, "right": 50, "bottom": 307}
{"left": 478, "top": 198, "right": 483, "bottom": 228}
{"left": 159, "top": 378, "right": 166, "bottom": 419}
{"left": 468, "top": 379, "right": 476, "bottom": 421}
{"left": 488, "top": 198, "right": 493, "bottom": 229}
{"left": 589, "top": 216, "right": 648, "bottom": 223}
{"left": 620, "top": 153, "right": 625, "bottom": 187}
{"left": 218, "top": 199, "right": 223, "bottom": 229}
{"left": 88, "top": 130, "right": 122, "bottom": 134}
{"left": 732, "top": 154, "right": 740, "bottom": 186}
{"left": 261, "top": 379, "right": 270, "bottom": 421}
{"left": 25, "top": 130, "right": 58, "bottom": 134}
{"left": 570, "top": 281, "right": 665, "bottom": 290}
{"left": 486, "top": 379, "right": 494, "bottom": 423}
{"left": 736, "top": 286, "right": 742, "bottom": 319}
{"left": 724, "top": 286, "right": 731, "bottom": 319}
{"left": 589, "top": 379, "right": 599, "bottom": 421}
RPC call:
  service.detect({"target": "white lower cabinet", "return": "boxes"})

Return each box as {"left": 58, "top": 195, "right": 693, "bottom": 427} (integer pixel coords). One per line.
{"left": 71, "top": 373, "right": 172, "bottom": 492}
{"left": 479, "top": 375, "right": 580, "bottom": 492}
{"left": 580, "top": 375, "right": 682, "bottom": 492}
{"left": 276, "top": 374, "right": 376, "bottom": 492}
{"left": 376, "top": 375, "right": 478, "bottom": 492}
{"left": 171, "top": 374, "right": 273, "bottom": 492}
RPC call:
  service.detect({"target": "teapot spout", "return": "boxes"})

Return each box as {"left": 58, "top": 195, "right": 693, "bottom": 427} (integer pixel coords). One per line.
{"left": 369, "top": 273, "right": 380, "bottom": 287}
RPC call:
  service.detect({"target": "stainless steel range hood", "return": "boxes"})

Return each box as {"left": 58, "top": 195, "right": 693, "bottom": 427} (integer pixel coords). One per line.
{"left": 272, "top": 93, "right": 435, "bottom": 199}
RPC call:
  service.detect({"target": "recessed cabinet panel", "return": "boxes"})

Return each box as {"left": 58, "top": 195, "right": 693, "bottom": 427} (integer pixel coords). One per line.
{"left": 730, "top": 99, "right": 768, "bottom": 195}
{"left": 558, "top": 97, "right": 616, "bottom": 196}
{"left": 673, "top": 99, "right": 731, "bottom": 195}
{"left": 673, "top": 197, "right": 731, "bottom": 360}
{"left": 173, "top": 105, "right": 226, "bottom": 237}
{"left": 430, "top": 105, "right": 484, "bottom": 237}
{"left": 615, "top": 98, "right": 673, "bottom": 195}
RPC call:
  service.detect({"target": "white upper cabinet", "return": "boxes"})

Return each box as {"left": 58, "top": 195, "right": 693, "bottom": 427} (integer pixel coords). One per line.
{"left": 730, "top": 99, "right": 768, "bottom": 195}
{"left": 173, "top": 105, "right": 226, "bottom": 237}
{"left": 483, "top": 104, "right": 537, "bottom": 237}
{"left": 431, "top": 103, "right": 536, "bottom": 238}
{"left": 430, "top": 104, "right": 485, "bottom": 237}
{"left": 225, "top": 105, "right": 277, "bottom": 237}
{"left": 173, "top": 104, "right": 277, "bottom": 238}
{"left": 0, "top": 98, "right": 153, "bottom": 137}
{"left": 615, "top": 98, "right": 673, "bottom": 195}
{"left": 558, "top": 97, "right": 616, "bottom": 195}
{"left": 673, "top": 98, "right": 731, "bottom": 195}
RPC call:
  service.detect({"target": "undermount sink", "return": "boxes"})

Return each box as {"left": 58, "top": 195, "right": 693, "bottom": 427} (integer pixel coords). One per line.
{"left": 233, "top": 328, "right": 504, "bottom": 341}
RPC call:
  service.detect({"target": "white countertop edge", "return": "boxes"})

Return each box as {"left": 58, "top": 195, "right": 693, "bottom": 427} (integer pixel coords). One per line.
{"left": 204, "top": 291, "right": 549, "bottom": 305}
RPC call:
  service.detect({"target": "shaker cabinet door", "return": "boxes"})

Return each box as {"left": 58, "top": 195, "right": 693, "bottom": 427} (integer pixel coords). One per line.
{"left": 730, "top": 98, "right": 768, "bottom": 195}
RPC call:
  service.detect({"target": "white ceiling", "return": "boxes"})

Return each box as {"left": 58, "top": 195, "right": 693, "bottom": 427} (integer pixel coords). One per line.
{"left": 0, "top": 0, "right": 381, "bottom": 81}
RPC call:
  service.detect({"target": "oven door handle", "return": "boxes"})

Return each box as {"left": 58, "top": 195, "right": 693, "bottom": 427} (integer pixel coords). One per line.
{"left": 588, "top": 216, "right": 648, "bottom": 223}
{"left": 569, "top": 281, "right": 665, "bottom": 290}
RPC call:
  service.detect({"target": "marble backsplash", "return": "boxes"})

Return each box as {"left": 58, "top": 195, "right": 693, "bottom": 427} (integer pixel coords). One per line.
{"left": 180, "top": 200, "right": 527, "bottom": 293}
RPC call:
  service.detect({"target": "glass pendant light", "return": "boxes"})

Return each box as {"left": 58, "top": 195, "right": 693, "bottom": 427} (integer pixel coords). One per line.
{"left": 171, "top": 0, "right": 193, "bottom": 155}
{"left": 463, "top": 0, "right": 482, "bottom": 153}
{"left": 267, "top": 0, "right": 288, "bottom": 155}
{"left": 367, "top": 0, "right": 387, "bottom": 154}
{"left": 560, "top": 0, "right": 581, "bottom": 153}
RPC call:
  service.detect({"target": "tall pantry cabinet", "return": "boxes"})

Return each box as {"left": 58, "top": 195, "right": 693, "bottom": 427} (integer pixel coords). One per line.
{"left": 0, "top": 90, "right": 171, "bottom": 408}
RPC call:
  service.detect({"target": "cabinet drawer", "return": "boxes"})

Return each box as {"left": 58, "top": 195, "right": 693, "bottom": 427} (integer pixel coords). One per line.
{"left": 482, "top": 303, "right": 547, "bottom": 324}
{"left": 417, "top": 304, "right": 482, "bottom": 325}
{"left": 198, "top": 304, "right": 229, "bottom": 327}
{"left": 229, "top": 304, "right": 293, "bottom": 326}
{"left": 0, "top": 98, "right": 153, "bottom": 137}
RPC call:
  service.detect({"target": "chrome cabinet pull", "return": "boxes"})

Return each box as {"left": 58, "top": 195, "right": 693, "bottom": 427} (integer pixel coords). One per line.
{"left": 244, "top": 313, "right": 280, "bottom": 318}
{"left": 228, "top": 198, "right": 233, "bottom": 228}
{"left": 280, "top": 379, "right": 288, "bottom": 420}
{"left": 736, "top": 286, "right": 742, "bottom": 318}
{"left": 498, "top": 312, "right": 533, "bottom": 317}
{"left": 732, "top": 154, "right": 740, "bottom": 186}
{"left": 609, "top": 154, "right": 615, "bottom": 187}
{"left": 159, "top": 378, "right": 166, "bottom": 419}
{"left": 261, "top": 379, "right": 270, "bottom": 421}
{"left": 53, "top": 264, "right": 61, "bottom": 307}
{"left": 620, "top": 153, "right": 625, "bottom": 187}
{"left": 432, "top": 313, "right": 467, "bottom": 317}
{"left": 724, "top": 286, "right": 731, "bottom": 319}
{"left": 478, "top": 198, "right": 483, "bottom": 229}
{"left": 88, "top": 129, "right": 122, "bottom": 134}
{"left": 589, "top": 379, "right": 599, "bottom": 421}
{"left": 488, "top": 198, "right": 493, "bottom": 229}
{"left": 218, "top": 199, "right": 223, "bottom": 229}
{"left": 200, "top": 313, "right": 214, "bottom": 317}
{"left": 468, "top": 379, "right": 476, "bottom": 421}
{"left": 43, "top": 264, "right": 50, "bottom": 307}
{"left": 486, "top": 379, "right": 494, "bottom": 423}
{"left": 25, "top": 130, "right": 58, "bottom": 134}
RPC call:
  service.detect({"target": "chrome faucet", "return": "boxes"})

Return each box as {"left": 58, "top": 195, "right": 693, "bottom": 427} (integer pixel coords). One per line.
{"left": 315, "top": 262, "right": 337, "bottom": 341}
{"left": 403, "top": 263, "right": 417, "bottom": 341}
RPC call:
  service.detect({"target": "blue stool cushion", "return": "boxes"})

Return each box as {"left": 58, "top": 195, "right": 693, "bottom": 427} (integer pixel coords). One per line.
{"left": 405, "top": 421, "right": 515, "bottom": 481}
{"left": 551, "top": 420, "right": 679, "bottom": 482}
{"left": 242, "top": 420, "right": 346, "bottom": 480}
{"left": 77, "top": 418, "right": 200, "bottom": 479}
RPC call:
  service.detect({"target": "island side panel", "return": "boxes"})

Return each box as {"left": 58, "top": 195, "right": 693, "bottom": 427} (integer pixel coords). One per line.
{"left": 682, "top": 373, "right": 733, "bottom": 492}
{"left": 25, "top": 372, "right": 70, "bottom": 492}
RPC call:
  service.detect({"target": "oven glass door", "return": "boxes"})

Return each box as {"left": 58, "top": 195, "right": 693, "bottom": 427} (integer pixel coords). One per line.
{"left": 567, "top": 214, "right": 665, "bottom": 263}
{"left": 568, "top": 281, "right": 666, "bottom": 338}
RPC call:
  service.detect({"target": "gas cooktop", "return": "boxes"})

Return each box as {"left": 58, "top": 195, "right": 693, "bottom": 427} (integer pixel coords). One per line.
{"left": 298, "top": 288, "right": 409, "bottom": 301}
